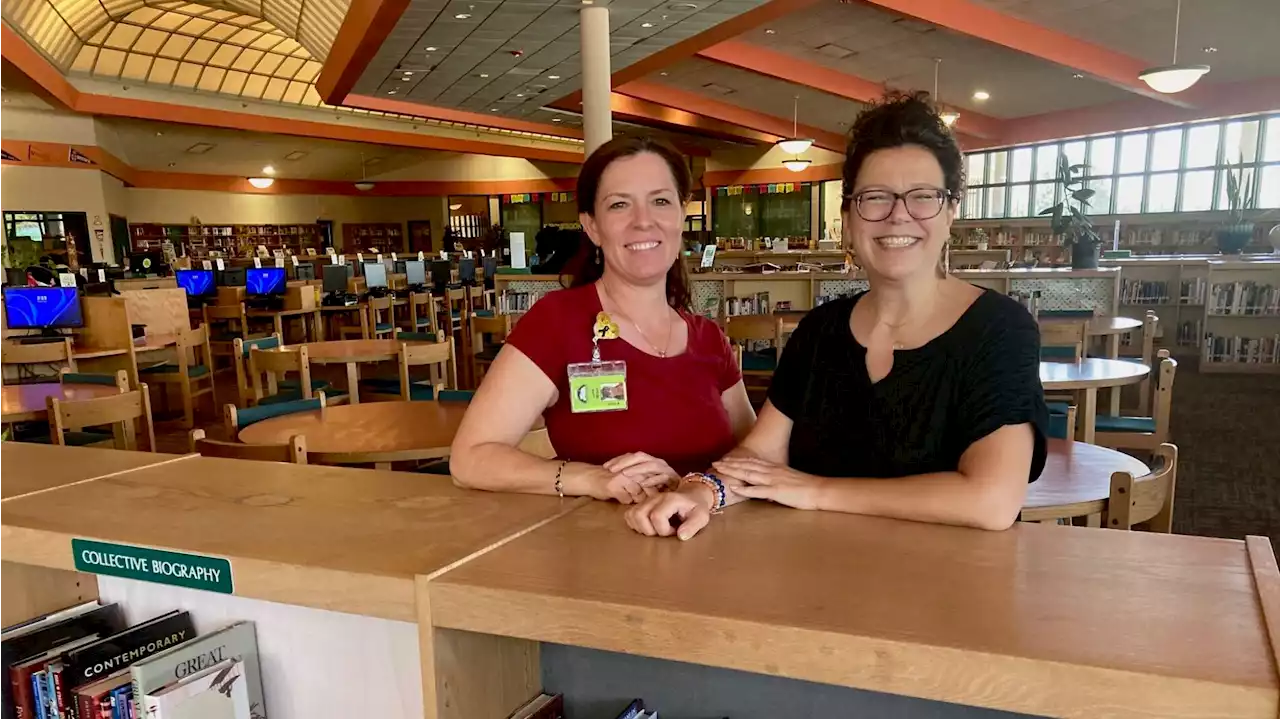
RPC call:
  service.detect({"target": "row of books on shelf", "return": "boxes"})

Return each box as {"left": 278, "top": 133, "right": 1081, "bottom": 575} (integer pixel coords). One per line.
{"left": 498, "top": 291, "right": 544, "bottom": 314}
{"left": 1201, "top": 334, "right": 1280, "bottom": 365}
{"left": 3, "top": 601, "right": 263, "bottom": 719}
{"left": 1207, "top": 282, "right": 1280, "bottom": 316}
{"left": 508, "top": 694, "right": 663, "bottom": 719}
{"left": 1176, "top": 320, "right": 1202, "bottom": 347}
{"left": 1120, "top": 278, "right": 1207, "bottom": 305}
{"left": 1122, "top": 228, "right": 1216, "bottom": 247}
{"left": 724, "top": 293, "right": 773, "bottom": 316}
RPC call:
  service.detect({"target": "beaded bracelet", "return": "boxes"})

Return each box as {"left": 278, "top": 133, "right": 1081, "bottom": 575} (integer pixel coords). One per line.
{"left": 553, "top": 460, "right": 569, "bottom": 498}
{"left": 683, "top": 472, "right": 726, "bottom": 513}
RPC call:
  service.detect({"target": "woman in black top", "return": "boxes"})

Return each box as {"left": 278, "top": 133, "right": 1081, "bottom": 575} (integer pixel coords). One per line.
{"left": 626, "top": 93, "right": 1049, "bottom": 539}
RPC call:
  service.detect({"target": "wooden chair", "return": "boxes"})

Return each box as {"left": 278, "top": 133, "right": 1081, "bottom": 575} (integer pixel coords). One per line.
{"left": 1122, "top": 310, "right": 1160, "bottom": 415}
{"left": 232, "top": 334, "right": 284, "bottom": 407}
{"left": 406, "top": 292, "right": 438, "bottom": 335}
{"left": 249, "top": 344, "right": 324, "bottom": 405}
{"left": 48, "top": 385, "right": 156, "bottom": 451}
{"left": 470, "top": 313, "right": 511, "bottom": 383}
{"left": 204, "top": 303, "right": 260, "bottom": 374}
{"left": 59, "top": 369, "right": 130, "bottom": 393}
{"left": 189, "top": 428, "right": 307, "bottom": 464}
{"left": 224, "top": 394, "right": 326, "bottom": 441}
{"left": 446, "top": 287, "right": 468, "bottom": 335}
{"left": 1094, "top": 350, "right": 1177, "bottom": 452}
{"left": 340, "top": 298, "right": 392, "bottom": 340}
{"left": 1039, "top": 320, "right": 1088, "bottom": 361}
{"left": 1102, "top": 443, "right": 1177, "bottom": 533}
{"left": 361, "top": 331, "right": 457, "bottom": 400}
{"left": 467, "top": 285, "right": 495, "bottom": 315}
{"left": 2, "top": 338, "right": 77, "bottom": 375}
{"left": 724, "top": 314, "right": 783, "bottom": 376}
{"left": 140, "top": 325, "right": 217, "bottom": 428}
{"left": 1047, "top": 404, "right": 1077, "bottom": 441}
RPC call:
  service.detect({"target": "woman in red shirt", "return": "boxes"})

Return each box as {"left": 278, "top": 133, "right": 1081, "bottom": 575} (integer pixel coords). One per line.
{"left": 450, "top": 136, "right": 755, "bottom": 503}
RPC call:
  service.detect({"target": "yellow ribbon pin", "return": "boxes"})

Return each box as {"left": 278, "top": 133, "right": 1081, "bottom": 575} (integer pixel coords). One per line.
{"left": 593, "top": 311, "right": 620, "bottom": 341}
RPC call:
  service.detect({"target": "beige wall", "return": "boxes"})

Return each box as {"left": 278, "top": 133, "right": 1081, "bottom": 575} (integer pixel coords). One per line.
{"left": 1, "top": 165, "right": 115, "bottom": 262}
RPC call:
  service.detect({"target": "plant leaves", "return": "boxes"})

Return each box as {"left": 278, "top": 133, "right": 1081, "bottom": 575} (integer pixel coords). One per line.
{"left": 1069, "top": 163, "right": 1089, "bottom": 174}
{"left": 1071, "top": 188, "right": 1096, "bottom": 202}
{"left": 1037, "top": 203, "right": 1062, "bottom": 216}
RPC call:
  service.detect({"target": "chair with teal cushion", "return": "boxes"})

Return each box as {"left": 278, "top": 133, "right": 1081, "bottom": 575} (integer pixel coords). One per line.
{"left": 144, "top": 326, "right": 218, "bottom": 429}
{"left": 1039, "top": 346, "right": 1080, "bottom": 361}
{"left": 397, "top": 331, "right": 438, "bottom": 342}
{"left": 233, "top": 334, "right": 283, "bottom": 407}
{"left": 1046, "top": 400, "right": 1071, "bottom": 415}
{"left": 258, "top": 387, "right": 347, "bottom": 406}
{"left": 49, "top": 385, "right": 155, "bottom": 451}
{"left": 59, "top": 370, "right": 130, "bottom": 390}
{"left": 224, "top": 394, "right": 325, "bottom": 439}
{"left": 364, "top": 335, "right": 457, "bottom": 401}
{"left": 1095, "top": 350, "right": 1177, "bottom": 453}
{"left": 1046, "top": 404, "right": 1077, "bottom": 440}
{"left": 725, "top": 315, "right": 782, "bottom": 378}
{"left": 1038, "top": 309, "right": 1094, "bottom": 318}
{"left": 438, "top": 389, "right": 475, "bottom": 402}
{"left": 741, "top": 348, "right": 778, "bottom": 373}
{"left": 1093, "top": 415, "right": 1157, "bottom": 433}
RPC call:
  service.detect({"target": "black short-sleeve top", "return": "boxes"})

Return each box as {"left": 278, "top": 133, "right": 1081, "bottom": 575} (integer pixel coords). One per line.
{"left": 768, "top": 289, "right": 1049, "bottom": 481}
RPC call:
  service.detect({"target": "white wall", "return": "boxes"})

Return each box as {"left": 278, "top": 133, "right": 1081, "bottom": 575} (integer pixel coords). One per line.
{"left": 1, "top": 106, "right": 97, "bottom": 144}
{"left": 1, "top": 165, "right": 115, "bottom": 263}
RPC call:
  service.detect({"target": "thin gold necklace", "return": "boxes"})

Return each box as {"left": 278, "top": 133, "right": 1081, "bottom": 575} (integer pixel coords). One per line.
{"left": 599, "top": 281, "right": 674, "bottom": 357}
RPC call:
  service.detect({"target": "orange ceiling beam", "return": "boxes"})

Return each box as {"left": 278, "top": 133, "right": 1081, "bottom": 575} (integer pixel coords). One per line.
{"left": 0, "top": 25, "right": 80, "bottom": 111}
{"left": 704, "top": 163, "right": 842, "bottom": 187}
{"left": 696, "top": 39, "right": 1005, "bottom": 142}
{"left": 315, "top": 0, "right": 412, "bottom": 105}
{"left": 616, "top": 81, "right": 846, "bottom": 152}
{"left": 610, "top": 94, "right": 780, "bottom": 146}
{"left": 856, "top": 0, "right": 1195, "bottom": 108}
{"left": 345, "top": 94, "right": 584, "bottom": 139}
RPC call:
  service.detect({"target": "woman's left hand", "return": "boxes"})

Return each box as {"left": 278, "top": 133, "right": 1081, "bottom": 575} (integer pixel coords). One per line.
{"left": 712, "top": 457, "right": 826, "bottom": 510}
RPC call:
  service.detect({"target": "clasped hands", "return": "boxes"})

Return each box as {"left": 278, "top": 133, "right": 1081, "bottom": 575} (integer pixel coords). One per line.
{"left": 624, "top": 456, "right": 826, "bottom": 541}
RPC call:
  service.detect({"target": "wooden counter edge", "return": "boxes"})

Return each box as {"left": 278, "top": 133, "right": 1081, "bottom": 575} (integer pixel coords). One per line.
{"left": 1246, "top": 535, "right": 1280, "bottom": 719}
{"left": 1, "top": 525, "right": 419, "bottom": 622}
{"left": 0, "top": 453, "right": 199, "bottom": 504}
{"left": 422, "top": 582, "right": 1278, "bottom": 719}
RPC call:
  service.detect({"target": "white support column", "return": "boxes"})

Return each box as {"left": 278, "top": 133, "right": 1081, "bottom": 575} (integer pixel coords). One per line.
{"left": 580, "top": 5, "right": 612, "bottom": 155}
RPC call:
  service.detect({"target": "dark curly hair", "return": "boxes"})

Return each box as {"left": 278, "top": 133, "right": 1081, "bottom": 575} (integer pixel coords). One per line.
{"left": 839, "top": 91, "right": 965, "bottom": 213}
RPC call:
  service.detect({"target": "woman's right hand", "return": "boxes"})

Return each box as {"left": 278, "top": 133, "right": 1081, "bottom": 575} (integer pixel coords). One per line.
{"left": 580, "top": 464, "right": 668, "bottom": 504}
{"left": 625, "top": 482, "right": 716, "bottom": 540}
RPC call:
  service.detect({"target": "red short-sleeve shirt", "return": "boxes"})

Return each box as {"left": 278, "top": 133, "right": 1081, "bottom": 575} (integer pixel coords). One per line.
{"left": 505, "top": 283, "right": 742, "bottom": 475}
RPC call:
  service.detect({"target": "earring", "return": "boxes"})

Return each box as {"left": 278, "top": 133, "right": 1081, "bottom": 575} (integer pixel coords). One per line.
{"left": 595, "top": 246, "right": 603, "bottom": 266}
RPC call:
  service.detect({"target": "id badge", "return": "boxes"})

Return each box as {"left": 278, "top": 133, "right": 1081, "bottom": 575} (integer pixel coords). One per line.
{"left": 568, "top": 360, "right": 628, "bottom": 413}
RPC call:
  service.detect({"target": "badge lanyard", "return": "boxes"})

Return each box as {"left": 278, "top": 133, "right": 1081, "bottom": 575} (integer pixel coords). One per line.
{"left": 567, "top": 311, "right": 629, "bottom": 413}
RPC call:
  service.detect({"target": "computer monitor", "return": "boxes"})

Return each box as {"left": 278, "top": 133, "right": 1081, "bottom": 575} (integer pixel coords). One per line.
{"left": 458, "top": 258, "right": 476, "bottom": 285}
{"left": 430, "top": 260, "right": 452, "bottom": 292}
{"left": 404, "top": 260, "right": 426, "bottom": 286}
{"left": 129, "top": 251, "right": 166, "bottom": 277}
{"left": 294, "top": 263, "right": 316, "bottom": 281}
{"left": 322, "top": 264, "right": 348, "bottom": 294}
{"left": 175, "top": 269, "right": 215, "bottom": 299}
{"left": 246, "top": 268, "right": 287, "bottom": 296}
{"left": 384, "top": 258, "right": 396, "bottom": 275}
{"left": 218, "top": 267, "right": 246, "bottom": 287}
{"left": 363, "top": 262, "right": 388, "bottom": 289}
{"left": 482, "top": 256, "right": 498, "bottom": 290}
{"left": 3, "top": 287, "right": 83, "bottom": 330}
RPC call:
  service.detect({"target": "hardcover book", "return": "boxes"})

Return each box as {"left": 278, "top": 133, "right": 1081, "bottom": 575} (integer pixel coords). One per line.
{"left": 3, "top": 605, "right": 125, "bottom": 719}
{"left": 72, "top": 671, "right": 129, "bottom": 719}
{"left": 61, "top": 612, "right": 194, "bottom": 715}
{"left": 129, "top": 623, "right": 262, "bottom": 719}
{"left": 142, "top": 659, "right": 250, "bottom": 719}
{"left": 9, "top": 636, "right": 103, "bottom": 719}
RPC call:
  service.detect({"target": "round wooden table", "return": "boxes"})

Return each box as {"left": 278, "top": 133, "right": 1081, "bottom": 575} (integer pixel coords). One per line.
{"left": 1021, "top": 439, "right": 1150, "bottom": 522}
{"left": 236, "top": 400, "right": 474, "bottom": 468}
{"left": 300, "top": 339, "right": 402, "bottom": 404}
{"left": 1, "top": 383, "right": 120, "bottom": 422}
{"left": 1040, "top": 359, "right": 1150, "bottom": 444}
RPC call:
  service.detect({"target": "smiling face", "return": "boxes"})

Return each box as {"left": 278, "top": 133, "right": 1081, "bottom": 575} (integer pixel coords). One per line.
{"left": 581, "top": 151, "right": 685, "bottom": 287}
{"left": 843, "top": 144, "right": 956, "bottom": 283}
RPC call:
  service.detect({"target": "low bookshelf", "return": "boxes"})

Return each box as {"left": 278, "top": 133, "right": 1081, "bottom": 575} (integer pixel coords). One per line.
{"left": 128, "top": 223, "right": 323, "bottom": 259}
{"left": 342, "top": 222, "right": 404, "bottom": 254}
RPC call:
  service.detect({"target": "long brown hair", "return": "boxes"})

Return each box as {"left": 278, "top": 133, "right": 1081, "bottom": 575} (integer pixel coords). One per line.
{"left": 561, "top": 135, "right": 693, "bottom": 310}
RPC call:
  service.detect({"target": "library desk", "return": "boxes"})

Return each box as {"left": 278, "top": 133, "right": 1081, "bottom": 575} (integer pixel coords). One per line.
{"left": 72, "top": 333, "right": 179, "bottom": 360}
{"left": 247, "top": 307, "right": 322, "bottom": 344}
{"left": 1, "top": 382, "right": 120, "bottom": 422}
{"left": 0, "top": 443, "right": 192, "bottom": 500}
{"left": 235, "top": 399, "right": 493, "bottom": 467}
{"left": 1019, "top": 439, "right": 1149, "bottom": 522}
{"left": 425, "top": 500, "right": 1280, "bottom": 719}
{"left": 316, "top": 303, "right": 367, "bottom": 342}
{"left": 1039, "top": 359, "right": 1151, "bottom": 443}
{"left": 301, "top": 339, "right": 401, "bottom": 403}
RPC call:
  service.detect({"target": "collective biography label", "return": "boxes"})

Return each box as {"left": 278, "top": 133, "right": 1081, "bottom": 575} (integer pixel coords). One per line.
{"left": 72, "top": 538, "right": 234, "bottom": 594}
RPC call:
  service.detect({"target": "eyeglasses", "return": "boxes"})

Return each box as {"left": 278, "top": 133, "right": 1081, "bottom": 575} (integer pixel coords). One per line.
{"left": 848, "top": 188, "right": 954, "bottom": 222}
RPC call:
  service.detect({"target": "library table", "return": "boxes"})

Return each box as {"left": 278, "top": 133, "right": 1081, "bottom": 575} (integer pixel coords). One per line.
{"left": 0, "top": 443, "right": 193, "bottom": 500}
{"left": 300, "top": 338, "right": 401, "bottom": 403}
{"left": 1039, "top": 359, "right": 1150, "bottom": 443}
{"left": 425, "top": 500, "right": 1280, "bottom": 719}
{"left": 1, "top": 382, "right": 120, "bottom": 422}
{"left": 71, "top": 333, "right": 178, "bottom": 360}
{"left": 247, "top": 306, "right": 322, "bottom": 344}
{"left": 1019, "top": 439, "right": 1149, "bottom": 522}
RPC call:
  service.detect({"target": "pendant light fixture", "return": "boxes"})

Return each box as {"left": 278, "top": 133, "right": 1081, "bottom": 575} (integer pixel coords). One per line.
{"left": 776, "top": 96, "right": 813, "bottom": 156}
{"left": 354, "top": 152, "right": 375, "bottom": 191}
{"left": 247, "top": 177, "right": 274, "bottom": 189}
{"left": 1139, "top": 0, "right": 1209, "bottom": 93}
{"left": 933, "top": 58, "right": 960, "bottom": 128}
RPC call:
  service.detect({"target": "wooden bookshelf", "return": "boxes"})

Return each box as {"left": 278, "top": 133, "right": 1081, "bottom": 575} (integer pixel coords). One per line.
{"left": 128, "top": 223, "right": 322, "bottom": 259}
{"left": 1200, "top": 260, "right": 1280, "bottom": 372}
{"left": 342, "top": 222, "right": 405, "bottom": 253}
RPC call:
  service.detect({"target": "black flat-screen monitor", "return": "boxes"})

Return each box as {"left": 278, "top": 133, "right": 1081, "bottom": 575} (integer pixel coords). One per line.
{"left": 129, "top": 251, "right": 166, "bottom": 276}
{"left": 394, "top": 260, "right": 408, "bottom": 275}
{"left": 4, "top": 268, "right": 27, "bottom": 287}
{"left": 246, "top": 268, "right": 287, "bottom": 296}
{"left": 175, "top": 269, "right": 216, "bottom": 298}
{"left": 322, "top": 264, "right": 348, "bottom": 294}
{"left": 482, "top": 256, "right": 498, "bottom": 290}
{"left": 3, "top": 286, "right": 83, "bottom": 329}
{"left": 404, "top": 260, "right": 426, "bottom": 286}
{"left": 218, "top": 267, "right": 246, "bottom": 287}
{"left": 430, "top": 260, "right": 451, "bottom": 291}
{"left": 364, "top": 262, "right": 388, "bottom": 289}
{"left": 294, "top": 263, "right": 316, "bottom": 281}
{"left": 458, "top": 258, "right": 476, "bottom": 285}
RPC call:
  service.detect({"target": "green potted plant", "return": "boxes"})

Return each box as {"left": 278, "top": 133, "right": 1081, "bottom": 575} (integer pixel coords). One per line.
{"left": 1218, "top": 163, "right": 1256, "bottom": 254}
{"left": 1038, "top": 154, "right": 1102, "bottom": 270}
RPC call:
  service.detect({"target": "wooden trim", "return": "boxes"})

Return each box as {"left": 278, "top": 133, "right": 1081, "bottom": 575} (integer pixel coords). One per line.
{"left": 346, "top": 94, "right": 582, "bottom": 140}
{"left": 1, "top": 562, "right": 98, "bottom": 629}
{"left": 0, "top": 25, "right": 80, "bottom": 110}
{"left": 1245, "top": 535, "right": 1280, "bottom": 708}
{"left": 703, "top": 163, "right": 843, "bottom": 187}
{"left": 610, "top": 94, "right": 779, "bottom": 146}
{"left": 315, "top": 0, "right": 413, "bottom": 104}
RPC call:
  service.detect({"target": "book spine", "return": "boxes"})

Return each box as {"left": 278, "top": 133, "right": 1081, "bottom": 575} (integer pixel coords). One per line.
{"left": 30, "top": 672, "right": 44, "bottom": 719}
{"left": 47, "top": 668, "right": 64, "bottom": 719}
{"left": 12, "top": 665, "right": 35, "bottom": 719}
{"left": 74, "top": 694, "right": 94, "bottom": 719}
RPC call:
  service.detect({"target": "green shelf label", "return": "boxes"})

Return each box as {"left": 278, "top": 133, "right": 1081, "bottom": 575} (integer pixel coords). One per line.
{"left": 72, "top": 539, "right": 234, "bottom": 594}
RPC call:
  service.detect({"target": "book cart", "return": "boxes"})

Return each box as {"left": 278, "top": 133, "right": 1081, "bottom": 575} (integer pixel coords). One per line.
{"left": 3, "top": 443, "right": 1277, "bottom": 719}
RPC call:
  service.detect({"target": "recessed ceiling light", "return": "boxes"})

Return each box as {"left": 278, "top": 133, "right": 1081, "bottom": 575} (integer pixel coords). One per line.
{"left": 516, "top": 93, "right": 524, "bottom": 97}
{"left": 972, "top": 90, "right": 990, "bottom": 101}
{"left": 1072, "top": 73, "right": 1085, "bottom": 79}
{"left": 479, "top": 73, "right": 489, "bottom": 78}
{"left": 552, "top": 118, "right": 562, "bottom": 122}
{"left": 548, "top": 75, "right": 560, "bottom": 80}
{"left": 167, "top": 162, "right": 176, "bottom": 167}
{"left": 641, "top": 22, "right": 653, "bottom": 27}
{"left": 490, "top": 108, "right": 498, "bottom": 111}
{"left": 284, "top": 151, "right": 307, "bottom": 161}
{"left": 455, "top": 13, "right": 471, "bottom": 19}
{"left": 1203, "top": 46, "right": 1218, "bottom": 53}
{"left": 400, "top": 76, "right": 412, "bottom": 81}
{"left": 387, "top": 90, "right": 397, "bottom": 95}
{"left": 659, "top": 71, "right": 669, "bottom": 76}
{"left": 668, "top": 2, "right": 697, "bottom": 9}
{"left": 765, "top": 28, "right": 776, "bottom": 34}
{"left": 155, "top": 131, "right": 163, "bottom": 137}
{"left": 403, "top": 71, "right": 414, "bottom": 76}
{"left": 262, "top": 165, "right": 275, "bottom": 175}
{"left": 425, "top": 46, "right": 437, "bottom": 51}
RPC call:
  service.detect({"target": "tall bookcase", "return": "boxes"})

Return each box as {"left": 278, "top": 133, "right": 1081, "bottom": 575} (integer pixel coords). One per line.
{"left": 1201, "top": 259, "right": 1280, "bottom": 373}
{"left": 128, "top": 223, "right": 322, "bottom": 258}
{"left": 342, "top": 222, "right": 404, "bottom": 253}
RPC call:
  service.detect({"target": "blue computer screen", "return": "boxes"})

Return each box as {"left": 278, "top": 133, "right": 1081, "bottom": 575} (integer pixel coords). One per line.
{"left": 3, "top": 287, "right": 83, "bottom": 328}
{"left": 246, "top": 268, "right": 287, "bottom": 296}
{"left": 176, "top": 269, "right": 215, "bottom": 297}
